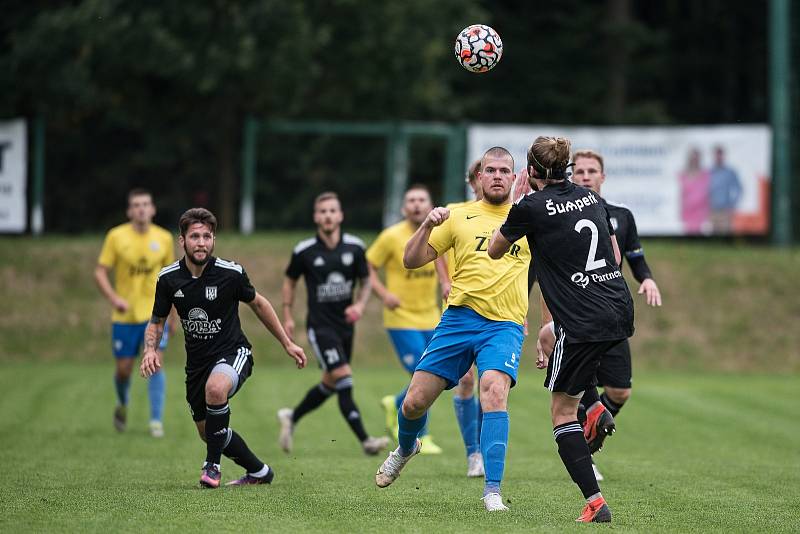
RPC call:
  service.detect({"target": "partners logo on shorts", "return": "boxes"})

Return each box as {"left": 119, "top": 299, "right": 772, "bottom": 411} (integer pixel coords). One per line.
{"left": 181, "top": 307, "right": 222, "bottom": 339}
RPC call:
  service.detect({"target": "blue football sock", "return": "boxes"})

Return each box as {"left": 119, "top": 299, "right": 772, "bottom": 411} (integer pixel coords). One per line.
{"left": 147, "top": 369, "right": 166, "bottom": 422}
{"left": 396, "top": 387, "right": 428, "bottom": 437}
{"left": 453, "top": 395, "right": 479, "bottom": 456}
{"left": 114, "top": 375, "right": 130, "bottom": 406}
{"left": 481, "top": 411, "right": 509, "bottom": 494}
{"left": 398, "top": 410, "right": 427, "bottom": 456}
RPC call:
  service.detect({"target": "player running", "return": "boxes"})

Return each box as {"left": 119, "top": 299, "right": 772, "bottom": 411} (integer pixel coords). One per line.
{"left": 141, "top": 208, "right": 306, "bottom": 488}
{"left": 95, "top": 188, "right": 173, "bottom": 437}
{"left": 278, "top": 192, "right": 389, "bottom": 456}
{"left": 374, "top": 147, "right": 531, "bottom": 512}
{"left": 538, "top": 149, "right": 662, "bottom": 480}
{"left": 488, "top": 136, "right": 634, "bottom": 523}
{"left": 368, "top": 184, "right": 445, "bottom": 455}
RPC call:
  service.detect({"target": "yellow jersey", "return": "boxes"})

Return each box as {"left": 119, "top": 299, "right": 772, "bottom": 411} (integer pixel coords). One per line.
{"left": 366, "top": 220, "right": 440, "bottom": 330}
{"left": 428, "top": 200, "right": 530, "bottom": 325}
{"left": 98, "top": 223, "right": 175, "bottom": 323}
{"left": 443, "top": 200, "right": 474, "bottom": 279}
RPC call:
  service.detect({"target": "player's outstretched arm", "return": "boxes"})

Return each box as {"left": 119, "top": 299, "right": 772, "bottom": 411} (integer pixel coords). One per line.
{"left": 141, "top": 315, "right": 166, "bottom": 378}
{"left": 248, "top": 292, "right": 307, "bottom": 369}
{"left": 404, "top": 207, "right": 448, "bottom": 269}
{"left": 638, "top": 278, "right": 662, "bottom": 307}
{"left": 487, "top": 229, "right": 512, "bottom": 259}
{"left": 281, "top": 277, "right": 298, "bottom": 341}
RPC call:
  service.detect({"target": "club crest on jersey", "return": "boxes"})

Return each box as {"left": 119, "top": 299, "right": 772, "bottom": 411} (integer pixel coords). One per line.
{"left": 341, "top": 252, "right": 353, "bottom": 266}
{"left": 205, "top": 286, "right": 218, "bottom": 301}
{"left": 149, "top": 241, "right": 160, "bottom": 252}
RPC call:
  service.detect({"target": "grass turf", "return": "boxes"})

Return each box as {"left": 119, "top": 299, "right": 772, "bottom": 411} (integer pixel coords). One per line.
{"left": 2, "top": 361, "right": 798, "bottom": 532}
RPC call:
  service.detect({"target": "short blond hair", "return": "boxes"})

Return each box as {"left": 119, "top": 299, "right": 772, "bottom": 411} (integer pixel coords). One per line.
{"left": 573, "top": 149, "right": 604, "bottom": 173}
{"left": 314, "top": 191, "right": 340, "bottom": 207}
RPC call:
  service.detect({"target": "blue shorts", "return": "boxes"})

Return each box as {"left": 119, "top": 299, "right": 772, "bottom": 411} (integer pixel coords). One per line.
{"left": 387, "top": 329, "right": 435, "bottom": 374}
{"left": 112, "top": 322, "right": 169, "bottom": 358}
{"left": 415, "top": 306, "right": 524, "bottom": 389}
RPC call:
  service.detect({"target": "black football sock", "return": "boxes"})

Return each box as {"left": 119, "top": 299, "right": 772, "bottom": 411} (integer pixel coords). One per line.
{"left": 205, "top": 403, "right": 230, "bottom": 466}
{"left": 554, "top": 421, "right": 600, "bottom": 499}
{"left": 581, "top": 386, "right": 601, "bottom": 410}
{"left": 292, "top": 382, "right": 334, "bottom": 423}
{"left": 223, "top": 429, "right": 265, "bottom": 474}
{"left": 600, "top": 392, "right": 624, "bottom": 417}
{"left": 335, "top": 376, "right": 369, "bottom": 442}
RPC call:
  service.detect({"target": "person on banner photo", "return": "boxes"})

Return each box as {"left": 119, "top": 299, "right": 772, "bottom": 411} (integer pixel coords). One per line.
{"left": 708, "top": 146, "right": 743, "bottom": 234}
{"left": 679, "top": 147, "right": 710, "bottom": 235}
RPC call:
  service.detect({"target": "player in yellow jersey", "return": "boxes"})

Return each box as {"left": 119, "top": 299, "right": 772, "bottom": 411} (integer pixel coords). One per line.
{"left": 95, "top": 189, "right": 174, "bottom": 437}
{"left": 368, "top": 184, "right": 444, "bottom": 455}
{"left": 375, "top": 147, "right": 531, "bottom": 512}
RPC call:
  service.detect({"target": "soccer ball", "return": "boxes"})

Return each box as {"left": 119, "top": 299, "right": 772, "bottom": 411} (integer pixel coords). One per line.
{"left": 454, "top": 24, "right": 503, "bottom": 73}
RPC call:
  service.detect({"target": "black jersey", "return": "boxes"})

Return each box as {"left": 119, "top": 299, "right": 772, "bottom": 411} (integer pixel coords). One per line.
{"left": 603, "top": 198, "right": 653, "bottom": 282}
{"left": 500, "top": 181, "right": 634, "bottom": 342}
{"left": 286, "top": 232, "right": 369, "bottom": 332}
{"left": 152, "top": 256, "right": 255, "bottom": 371}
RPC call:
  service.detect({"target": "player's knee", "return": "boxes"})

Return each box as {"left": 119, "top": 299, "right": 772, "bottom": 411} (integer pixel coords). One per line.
{"left": 479, "top": 377, "right": 509, "bottom": 411}
{"left": 401, "top": 392, "right": 427, "bottom": 419}
{"left": 606, "top": 387, "right": 630, "bottom": 405}
{"left": 455, "top": 372, "right": 475, "bottom": 398}
{"left": 204, "top": 381, "right": 229, "bottom": 404}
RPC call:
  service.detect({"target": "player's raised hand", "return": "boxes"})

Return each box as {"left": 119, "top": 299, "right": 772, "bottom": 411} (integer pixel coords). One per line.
{"left": 512, "top": 167, "right": 533, "bottom": 201}
{"left": 424, "top": 207, "right": 450, "bottom": 228}
{"left": 285, "top": 341, "right": 307, "bottom": 369}
{"left": 638, "top": 279, "right": 662, "bottom": 307}
{"left": 140, "top": 349, "right": 161, "bottom": 378}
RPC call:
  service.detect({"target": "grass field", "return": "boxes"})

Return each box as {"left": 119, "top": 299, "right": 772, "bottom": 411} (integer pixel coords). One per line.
{"left": 2, "top": 362, "right": 798, "bottom": 532}
{"left": 2, "top": 235, "right": 799, "bottom": 532}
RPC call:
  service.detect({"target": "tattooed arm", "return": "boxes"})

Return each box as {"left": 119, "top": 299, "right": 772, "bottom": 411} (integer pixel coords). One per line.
{"left": 140, "top": 315, "right": 166, "bottom": 378}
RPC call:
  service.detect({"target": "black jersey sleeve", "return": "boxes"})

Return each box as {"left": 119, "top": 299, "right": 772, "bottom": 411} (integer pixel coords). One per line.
{"left": 499, "top": 200, "right": 533, "bottom": 243}
{"left": 623, "top": 212, "right": 653, "bottom": 282}
{"left": 237, "top": 267, "right": 257, "bottom": 303}
{"left": 285, "top": 252, "right": 303, "bottom": 280}
{"left": 355, "top": 246, "right": 369, "bottom": 279}
{"left": 600, "top": 198, "right": 616, "bottom": 236}
{"left": 152, "top": 277, "right": 172, "bottom": 318}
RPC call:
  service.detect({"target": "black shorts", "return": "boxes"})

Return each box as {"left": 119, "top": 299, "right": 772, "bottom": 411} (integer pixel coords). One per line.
{"left": 185, "top": 346, "right": 254, "bottom": 422}
{"left": 544, "top": 324, "right": 624, "bottom": 396}
{"left": 597, "top": 338, "right": 632, "bottom": 389}
{"left": 307, "top": 326, "right": 353, "bottom": 371}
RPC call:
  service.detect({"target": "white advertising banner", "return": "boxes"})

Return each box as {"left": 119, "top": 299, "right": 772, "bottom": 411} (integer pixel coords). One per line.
{"left": 467, "top": 124, "right": 771, "bottom": 236}
{"left": 0, "top": 119, "right": 27, "bottom": 233}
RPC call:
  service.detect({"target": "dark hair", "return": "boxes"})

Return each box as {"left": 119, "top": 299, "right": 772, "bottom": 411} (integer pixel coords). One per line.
{"left": 406, "top": 183, "right": 431, "bottom": 195}
{"left": 127, "top": 188, "right": 152, "bottom": 204}
{"left": 179, "top": 207, "right": 217, "bottom": 236}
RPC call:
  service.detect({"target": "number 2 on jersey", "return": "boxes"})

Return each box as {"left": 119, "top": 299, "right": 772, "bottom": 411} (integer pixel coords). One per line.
{"left": 574, "top": 219, "right": 607, "bottom": 271}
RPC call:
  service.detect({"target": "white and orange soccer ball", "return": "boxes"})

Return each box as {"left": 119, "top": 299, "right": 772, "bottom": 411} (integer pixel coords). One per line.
{"left": 454, "top": 24, "right": 503, "bottom": 73}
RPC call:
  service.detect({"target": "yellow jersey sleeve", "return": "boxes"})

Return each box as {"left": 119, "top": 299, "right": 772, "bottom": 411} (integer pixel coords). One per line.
{"left": 98, "top": 229, "right": 117, "bottom": 268}
{"left": 365, "top": 230, "right": 391, "bottom": 268}
{"left": 428, "top": 214, "right": 454, "bottom": 257}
